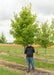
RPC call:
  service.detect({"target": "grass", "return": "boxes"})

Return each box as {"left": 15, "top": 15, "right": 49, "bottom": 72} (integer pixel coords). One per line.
{"left": 0, "top": 46, "right": 54, "bottom": 73}
{"left": 0, "top": 55, "right": 54, "bottom": 71}
{"left": 35, "top": 48, "right": 54, "bottom": 55}
{"left": 0, "top": 67, "right": 25, "bottom": 75}
{"left": 0, "top": 47, "right": 24, "bottom": 52}
{"left": 0, "top": 46, "right": 54, "bottom": 59}
{"left": 1, "top": 51, "right": 54, "bottom": 59}
{"left": 5, "top": 52, "right": 24, "bottom": 56}
{"left": 0, "top": 46, "right": 54, "bottom": 55}
{"left": 35, "top": 55, "right": 54, "bottom": 59}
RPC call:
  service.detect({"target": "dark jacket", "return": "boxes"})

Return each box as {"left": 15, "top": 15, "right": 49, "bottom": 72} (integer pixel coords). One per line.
{"left": 24, "top": 46, "right": 35, "bottom": 57}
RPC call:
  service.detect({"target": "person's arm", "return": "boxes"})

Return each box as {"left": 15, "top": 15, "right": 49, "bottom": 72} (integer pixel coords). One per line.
{"left": 32, "top": 47, "right": 35, "bottom": 59}
{"left": 24, "top": 54, "right": 26, "bottom": 59}
{"left": 33, "top": 53, "right": 35, "bottom": 59}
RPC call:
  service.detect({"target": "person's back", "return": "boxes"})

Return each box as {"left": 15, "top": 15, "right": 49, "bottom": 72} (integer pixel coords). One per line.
{"left": 24, "top": 42, "right": 35, "bottom": 72}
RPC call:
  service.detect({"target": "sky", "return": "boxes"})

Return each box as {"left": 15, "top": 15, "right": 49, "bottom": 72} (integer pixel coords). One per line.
{"left": 0, "top": 0, "right": 54, "bottom": 43}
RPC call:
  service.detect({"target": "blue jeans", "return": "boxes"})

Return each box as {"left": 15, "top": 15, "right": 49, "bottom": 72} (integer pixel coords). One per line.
{"left": 27, "top": 57, "right": 34, "bottom": 70}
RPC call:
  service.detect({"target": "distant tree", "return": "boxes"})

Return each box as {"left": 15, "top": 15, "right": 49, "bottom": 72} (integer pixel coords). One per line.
{"left": 35, "top": 21, "right": 54, "bottom": 58}
{"left": 0, "top": 32, "right": 7, "bottom": 43}
{"left": 50, "top": 15, "right": 54, "bottom": 45}
{"left": 10, "top": 3, "right": 39, "bottom": 47}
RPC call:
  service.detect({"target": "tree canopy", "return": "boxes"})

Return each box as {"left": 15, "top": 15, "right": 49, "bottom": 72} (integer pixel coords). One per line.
{"left": 0, "top": 32, "right": 7, "bottom": 43}
{"left": 10, "top": 3, "right": 39, "bottom": 46}
{"left": 35, "top": 21, "right": 54, "bottom": 48}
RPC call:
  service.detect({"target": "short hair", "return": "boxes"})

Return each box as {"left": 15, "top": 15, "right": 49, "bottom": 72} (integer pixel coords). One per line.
{"left": 28, "top": 42, "right": 31, "bottom": 44}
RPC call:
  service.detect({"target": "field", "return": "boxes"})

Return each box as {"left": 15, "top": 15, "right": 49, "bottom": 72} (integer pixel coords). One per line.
{"left": 0, "top": 46, "right": 54, "bottom": 59}
{"left": 0, "top": 45, "right": 54, "bottom": 75}
{"left": 0, "top": 67, "right": 25, "bottom": 75}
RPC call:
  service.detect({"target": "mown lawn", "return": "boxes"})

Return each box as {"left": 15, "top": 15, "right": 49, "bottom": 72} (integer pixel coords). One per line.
{"left": 0, "top": 67, "right": 25, "bottom": 75}
{"left": 0, "top": 55, "right": 54, "bottom": 71}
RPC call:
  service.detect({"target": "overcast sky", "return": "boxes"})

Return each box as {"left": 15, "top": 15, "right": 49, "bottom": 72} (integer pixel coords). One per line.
{"left": 0, "top": 0, "right": 54, "bottom": 42}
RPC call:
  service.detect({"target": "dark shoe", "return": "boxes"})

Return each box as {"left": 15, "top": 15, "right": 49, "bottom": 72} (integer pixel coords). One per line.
{"left": 27, "top": 70, "right": 30, "bottom": 73}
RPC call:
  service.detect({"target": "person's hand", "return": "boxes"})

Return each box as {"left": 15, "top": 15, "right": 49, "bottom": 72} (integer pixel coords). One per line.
{"left": 33, "top": 56, "right": 35, "bottom": 59}
{"left": 24, "top": 56, "right": 26, "bottom": 59}
{"left": 33, "top": 53, "right": 35, "bottom": 59}
{"left": 24, "top": 57, "right": 26, "bottom": 59}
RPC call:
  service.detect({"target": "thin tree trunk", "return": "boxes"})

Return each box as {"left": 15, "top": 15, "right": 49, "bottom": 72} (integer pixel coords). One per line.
{"left": 45, "top": 48, "right": 47, "bottom": 59}
{"left": 24, "top": 46, "right": 26, "bottom": 68}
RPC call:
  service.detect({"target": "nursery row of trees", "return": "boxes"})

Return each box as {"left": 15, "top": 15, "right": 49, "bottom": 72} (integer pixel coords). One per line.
{"left": 10, "top": 3, "right": 54, "bottom": 58}
{"left": 0, "top": 3, "right": 54, "bottom": 58}
{"left": 10, "top": 3, "right": 54, "bottom": 46}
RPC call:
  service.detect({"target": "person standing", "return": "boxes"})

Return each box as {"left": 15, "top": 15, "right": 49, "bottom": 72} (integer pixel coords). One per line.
{"left": 24, "top": 42, "right": 35, "bottom": 72}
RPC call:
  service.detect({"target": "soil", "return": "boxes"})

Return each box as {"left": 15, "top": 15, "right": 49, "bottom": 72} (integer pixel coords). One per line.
{"left": 0, "top": 59, "right": 54, "bottom": 75}
{"left": 38, "top": 53, "right": 54, "bottom": 57}
{"left": 0, "top": 50, "right": 54, "bottom": 56}
{"left": 0, "top": 52, "right": 54, "bottom": 63}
